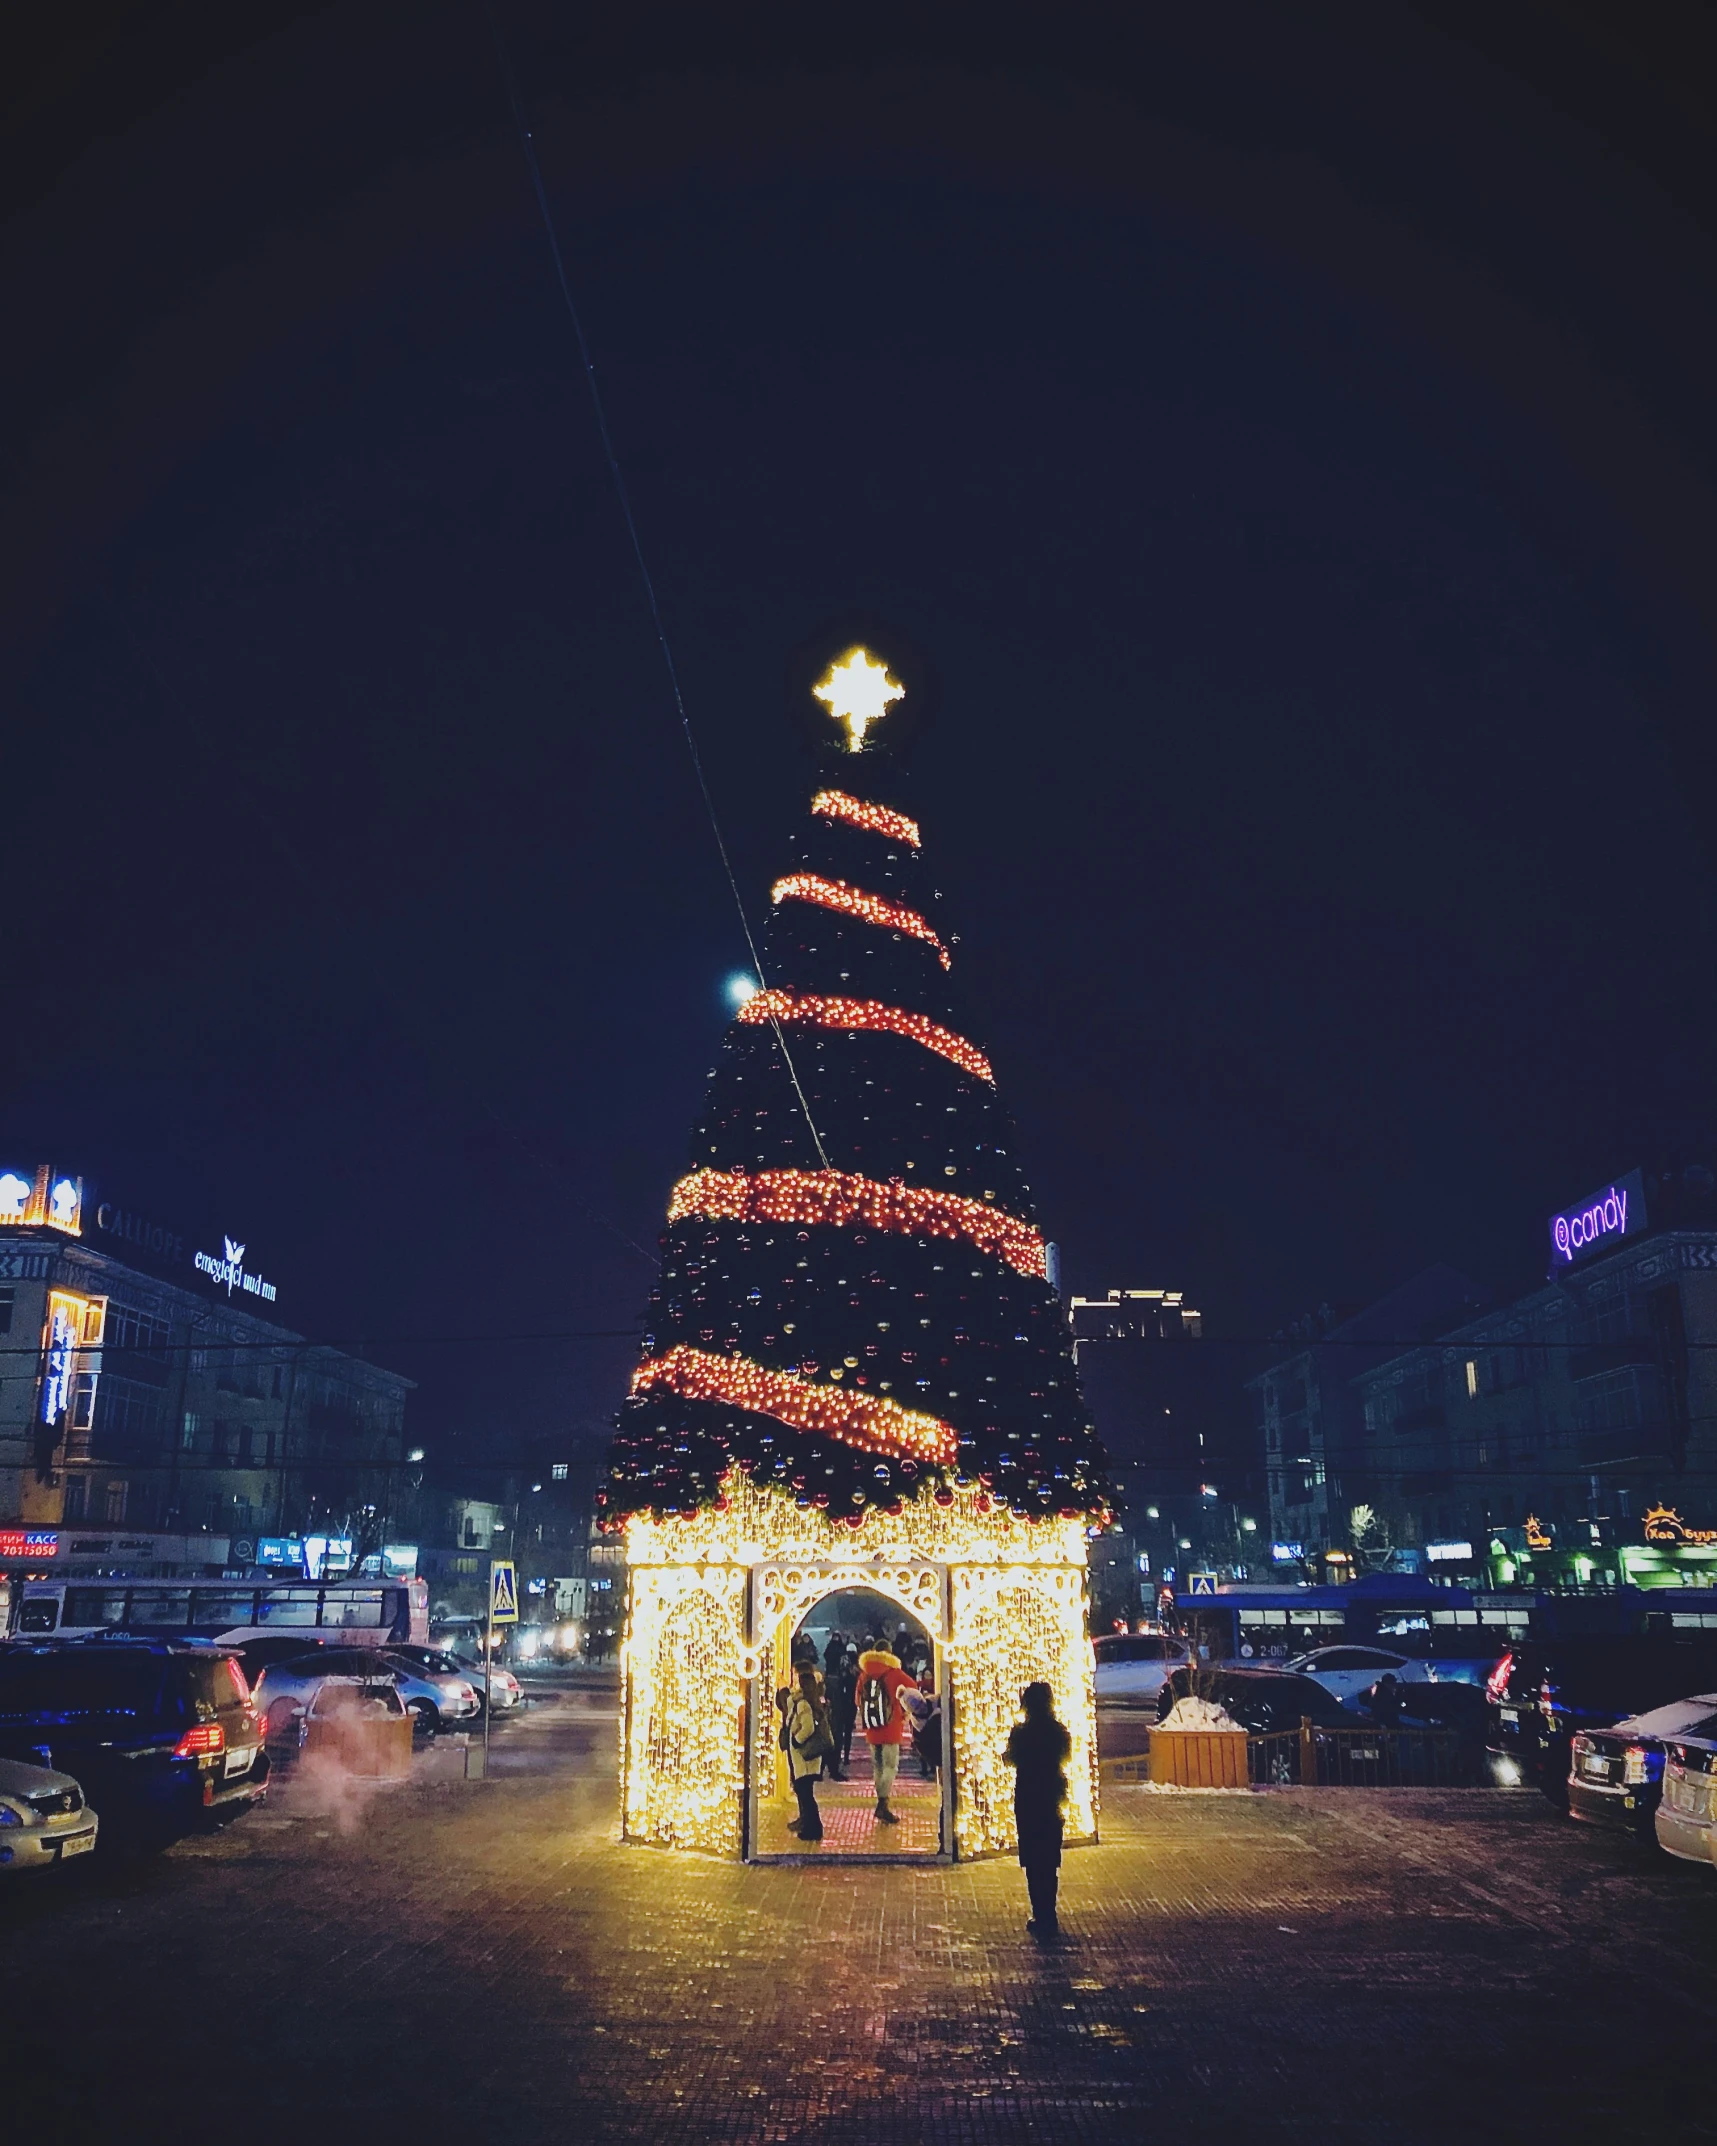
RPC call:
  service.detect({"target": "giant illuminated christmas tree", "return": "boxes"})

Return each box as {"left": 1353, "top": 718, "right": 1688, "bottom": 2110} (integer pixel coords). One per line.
{"left": 605, "top": 647, "right": 1110, "bottom": 1531}
{"left": 608, "top": 650, "right": 1108, "bottom": 1859}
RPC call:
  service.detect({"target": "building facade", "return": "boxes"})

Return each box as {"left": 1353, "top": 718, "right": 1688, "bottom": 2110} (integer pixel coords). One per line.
{"left": 1249, "top": 1266, "right": 1489, "bottom": 1567}
{"left": 0, "top": 1165, "right": 410, "bottom": 1569}
{"left": 1352, "top": 1177, "right": 1717, "bottom": 1585}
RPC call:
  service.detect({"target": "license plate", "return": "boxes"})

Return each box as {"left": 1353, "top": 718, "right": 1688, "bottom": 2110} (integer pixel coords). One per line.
{"left": 1499, "top": 1706, "right": 1519, "bottom": 1722}
{"left": 223, "top": 1747, "right": 254, "bottom": 1778}
{"left": 57, "top": 1830, "right": 95, "bottom": 1858}
{"left": 1581, "top": 1754, "right": 1610, "bottom": 1778}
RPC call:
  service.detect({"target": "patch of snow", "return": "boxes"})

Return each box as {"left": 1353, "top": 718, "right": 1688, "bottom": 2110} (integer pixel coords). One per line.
{"left": 1156, "top": 1696, "right": 1244, "bottom": 1733}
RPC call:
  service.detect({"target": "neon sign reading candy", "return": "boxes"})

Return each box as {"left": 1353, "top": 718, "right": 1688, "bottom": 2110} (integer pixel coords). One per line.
{"left": 1548, "top": 1169, "right": 1645, "bottom": 1271}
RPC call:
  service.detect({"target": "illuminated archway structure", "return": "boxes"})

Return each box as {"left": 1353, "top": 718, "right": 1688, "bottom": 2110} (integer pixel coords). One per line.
{"left": 608, "top": 650, "right": 1108, "bottom": 1860}
{"left": 620, "top": 1471, "right": 1097, "bottom": 1858}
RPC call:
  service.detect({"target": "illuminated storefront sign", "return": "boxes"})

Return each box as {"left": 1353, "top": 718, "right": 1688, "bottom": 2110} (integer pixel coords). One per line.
{"left": 1271, "top": 1541, "right": 1305, "bottom": 1563}
{"left": 1524, "top": 1514, "right": 1553, "bottom": 1551}
{"left": 0, "top": 1530, "right": 59, "bottom": 1560}
{"left": 257, "top": 1537, "right": 305, "bottom": 1569}
{"left": 304, "top": 1536, "right": 354, "bottom": 1579}
{"left": 41, "top": 1291, "right": 103, "bottom": 1428}
{"left": 1549, "top": 1168, "right": 1646, "bottom": 1271}
{"left": 1426, "top": 1540, "right": 1475, "bottom": 1563}
{"left": 193, "top": 1235, "right": 277, "bottom": 1304}
{"left": 0, "top": 1166, "right": 83, "bottom": 1235}
{"left": 1643, "top": 1505, "right": 1717, "bottom": 1547}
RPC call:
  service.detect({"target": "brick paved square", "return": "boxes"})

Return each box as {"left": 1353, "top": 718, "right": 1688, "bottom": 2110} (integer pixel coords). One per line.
{"left": 3, "top": 1686, "right": 1713, "bottom": 2145}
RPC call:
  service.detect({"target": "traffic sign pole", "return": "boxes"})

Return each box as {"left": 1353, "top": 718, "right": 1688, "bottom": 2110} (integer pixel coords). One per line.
{"left": 483, "top": 1568, "right": 493, "bottom": 1777}
{"left": 482, "top": 1559, "right": 519, "bottom": 1779}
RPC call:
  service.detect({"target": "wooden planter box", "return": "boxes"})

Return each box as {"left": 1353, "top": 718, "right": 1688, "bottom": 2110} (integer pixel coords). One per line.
{"left": 303, "top": 1708, "right": 413, "bottom": 1778}
{"left": 1149, "top": 1728, "right": 1249, "bottom": 1788}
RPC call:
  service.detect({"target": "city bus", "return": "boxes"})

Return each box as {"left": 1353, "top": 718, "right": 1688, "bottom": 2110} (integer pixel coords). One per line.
{"left": 6, "top": 1574, "right": 429, "bottom": 1647}
{"left": 1166, "top": 1581, "right": 1532, "bottom": 1681}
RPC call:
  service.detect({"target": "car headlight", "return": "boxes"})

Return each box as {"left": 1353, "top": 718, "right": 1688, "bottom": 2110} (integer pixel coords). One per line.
{"left": 0, "top": 1805, "right": 22, "bottom": 1828}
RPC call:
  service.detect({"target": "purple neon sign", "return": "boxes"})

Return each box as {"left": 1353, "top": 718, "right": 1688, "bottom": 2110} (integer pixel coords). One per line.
{"left": 1549, "top": 1169, "right": 1646, "bottom": 1271}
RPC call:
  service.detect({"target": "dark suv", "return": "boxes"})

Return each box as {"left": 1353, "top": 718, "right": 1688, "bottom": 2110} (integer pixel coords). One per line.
{"left": 0, "top": 1642, "right": 268, "bottom": 1850}
{"left": 1487, "top": 1634, "right": 1717, "bottom": 1805}
{"left": 1155, "top": 1665, "right": 1348, "bottom": 1734}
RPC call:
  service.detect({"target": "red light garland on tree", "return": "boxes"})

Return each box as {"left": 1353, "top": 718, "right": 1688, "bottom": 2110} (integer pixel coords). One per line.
{"left": 810, "top": 789, "right": 921, "bottom": 848}
{"left": 770, "top": 872, "right": 951, "bottom": 969}
{"left": 666, "top": 1164, "right": 1046, "bottom": 1278}
{"left": 736, "top": 988, "right": 993, "bottom": 1084}
{"left": 630, "top": 1342, "right": 958, "bottom": 1466}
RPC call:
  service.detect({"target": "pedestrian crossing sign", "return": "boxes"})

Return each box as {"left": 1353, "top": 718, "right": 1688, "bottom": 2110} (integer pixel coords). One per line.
{"left": 1188, "top": 1571, "right": 1219, "bottom": 1597}
{"left": 489, "top": 1559, "right": 519, "bottom": 1625}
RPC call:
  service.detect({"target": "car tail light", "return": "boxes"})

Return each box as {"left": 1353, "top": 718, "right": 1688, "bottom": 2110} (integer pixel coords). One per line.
{"left": 1537, "top": 1678, "right": 1559, "bottom": 1726}
{"left": 172, "top": 1722, "right": 226, "bottom": 1758}
{"left": 1624, "top": 1745, "right": 1652, "bottom": 1786}
{"left": 1486, "top": 1654, "right": 1514, "bottom": 1704}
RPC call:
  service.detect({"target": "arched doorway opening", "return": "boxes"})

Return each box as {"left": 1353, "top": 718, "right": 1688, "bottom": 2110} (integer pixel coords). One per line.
{"left": 751, "top": 1583, "right": 948, "bottom": 1860}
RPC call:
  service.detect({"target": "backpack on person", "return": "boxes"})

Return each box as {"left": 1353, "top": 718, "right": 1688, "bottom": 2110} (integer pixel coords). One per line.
{"left": 860, "top": 1674, "right": 894, "bottom": 1734}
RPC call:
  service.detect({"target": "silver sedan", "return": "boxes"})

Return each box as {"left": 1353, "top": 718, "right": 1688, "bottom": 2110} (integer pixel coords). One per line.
{"left": 0, "top": 1756, "right": 98, "bottom": 1872}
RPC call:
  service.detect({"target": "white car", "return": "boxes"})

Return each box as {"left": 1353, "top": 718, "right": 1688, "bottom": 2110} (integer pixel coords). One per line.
{"left": 0, "top": 1755, "right": 98, "bottom": 1872}
{"left": 1093, "top": 1632, "right": 1192, "bottom": 1702}
{"left": 392, "top": 1645, "right": 523, "bottom": 1715}
{"left": 457, "top": 1657, "right": 524, "bottom": 1713}
{"left": 1656, "top": 1722, "right": 1717, "bottom": 1866}
{"left": 1284, "top": 1645, "right": 1433, "bottom": 1709}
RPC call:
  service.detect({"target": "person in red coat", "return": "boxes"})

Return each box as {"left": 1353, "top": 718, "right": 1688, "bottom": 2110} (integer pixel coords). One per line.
{"left": 855, "top": 1646, "right": 917, "bottom": 1824}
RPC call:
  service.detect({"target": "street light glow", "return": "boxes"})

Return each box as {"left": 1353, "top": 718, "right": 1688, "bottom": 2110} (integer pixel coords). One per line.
{"left": 725, "top": 972, "right": 760, "bottom": 1010}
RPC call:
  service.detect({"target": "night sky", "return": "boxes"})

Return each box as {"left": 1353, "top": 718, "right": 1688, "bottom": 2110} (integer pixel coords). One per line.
{"left": 6, "top": 4, "right": 1717, "bottom": 1487}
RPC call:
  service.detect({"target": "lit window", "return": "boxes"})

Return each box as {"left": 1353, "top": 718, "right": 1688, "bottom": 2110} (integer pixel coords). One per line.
{"left": 1466, "top": 1359, "right": 1478, "bottom": 1398}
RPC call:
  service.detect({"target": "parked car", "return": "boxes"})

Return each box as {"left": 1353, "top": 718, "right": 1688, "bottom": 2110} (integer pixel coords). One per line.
{"left": 1093, "top": 1632, "right": 1191, "bottom": 1702}
{"left": 1656, "top": 1724, "right": 1717, "bottom": 1867}
{"left": 1568, "top": 1693, "right": 1717, "bottom": 1842}
{"left": 1487, "top": 1635, "right": 1717, "bottom": 1804}
{"left": 1358, "top": 1675, "right": 1490, "bottom": 1783}
{"left": 227, "top": 1633, "right": 338, "bottom": 1694}
{"left": 0, "top": 1755, "right": 99, "bottom": 1872}
{"left": 389, "top": 1647, "right": 524, "bottom": 1715}
{"left": 377, "top": 1650, "right": 481, "bottom": 1728}
{"left": 1156, "top": 1665, "right": 1349, "bottom": 1734}
{"left": 1360, "top": 1676, "right": 1488, "bottom": 1736}
{"left": 0, "top": 1642, "right": 266, "bottom": 1851}
{"left": 1284, "top": 1645, "right": 1433, "bottom": 1709}
{"left": 254, "top": 1648, "right": 477, "bottom": 1739}
{"left": 254, "top": 1654, "right": 400, "bottom": 1747}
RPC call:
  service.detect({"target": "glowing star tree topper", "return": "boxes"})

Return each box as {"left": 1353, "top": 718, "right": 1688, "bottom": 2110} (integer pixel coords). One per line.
{"left": 813, "top": 645, "right": 904, "bottom": 752}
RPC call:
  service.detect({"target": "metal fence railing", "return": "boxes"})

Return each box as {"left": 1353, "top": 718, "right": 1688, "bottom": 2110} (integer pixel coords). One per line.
{"left": 1308, "top": 1722, "right": 1472, "bottom": 1787}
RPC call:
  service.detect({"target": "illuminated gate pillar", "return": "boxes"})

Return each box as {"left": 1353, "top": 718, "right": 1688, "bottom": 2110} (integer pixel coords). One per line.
{"left": 618, "top": 1471, "right": 1097, "bottom": 1860}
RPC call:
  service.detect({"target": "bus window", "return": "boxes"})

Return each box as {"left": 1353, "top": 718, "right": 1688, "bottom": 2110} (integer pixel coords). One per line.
{"left": 127, "top": 1590, "right": 192, "bottom": 1630}
{"left": 321, "top": 1588, "right": 385, "bottom": 1630}
{"left": 17, "top": 1596, "right": 58, "bottom": 1633}
{"left": 64, "top": 1588, "right": 128, "bottom": 1629}
{"left": 190, "top": 1590, "right": 258, "bottom": 1630}
{"left": 256, "top": 1589, "right": 320, "bottom": 1627}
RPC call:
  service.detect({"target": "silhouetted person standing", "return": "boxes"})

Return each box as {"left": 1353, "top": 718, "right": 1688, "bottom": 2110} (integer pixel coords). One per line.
{"left": 1004, "top": 1681, "right": 1071, "bottom": 1941}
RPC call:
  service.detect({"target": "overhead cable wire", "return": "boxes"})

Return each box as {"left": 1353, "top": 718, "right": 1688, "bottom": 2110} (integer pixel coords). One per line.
{"left": 480, "top": 4, "right": 831, "bottom": 1172}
